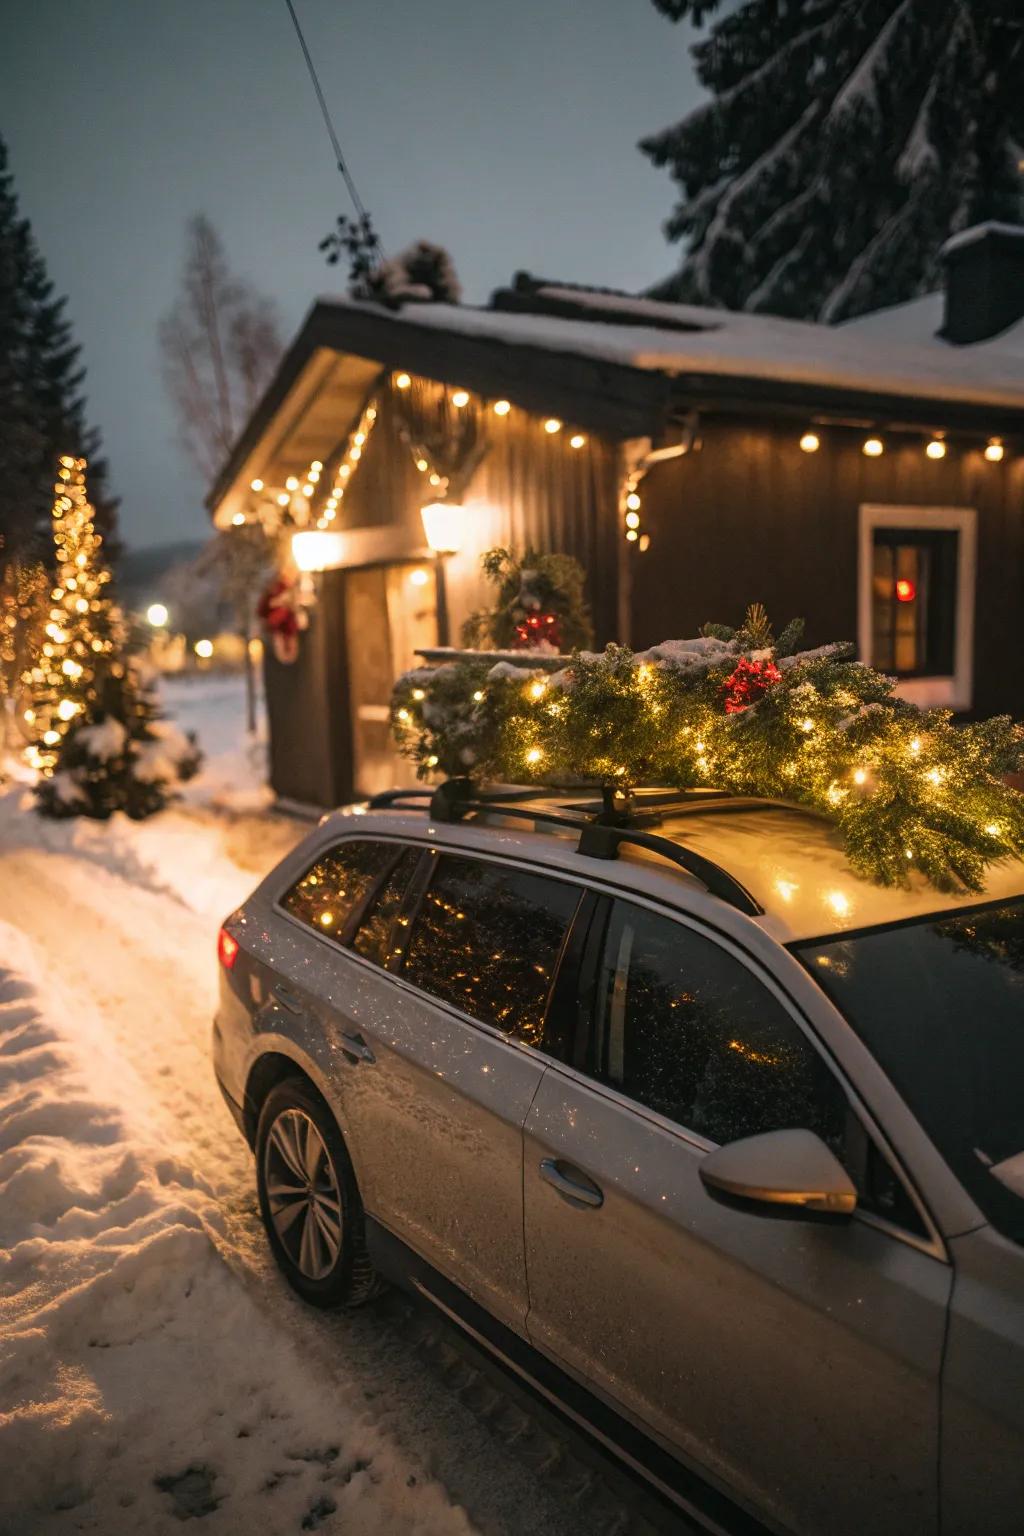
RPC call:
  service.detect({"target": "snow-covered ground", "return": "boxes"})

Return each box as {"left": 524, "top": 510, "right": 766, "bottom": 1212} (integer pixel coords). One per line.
{"left": 0, "top": 675, "right": 609, "bottom": 1536}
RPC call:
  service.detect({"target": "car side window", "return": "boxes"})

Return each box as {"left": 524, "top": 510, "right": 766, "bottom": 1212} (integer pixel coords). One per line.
{"left": 282, "top": 839, "right": 397, "bottom": 937}
{"left": 592, "top": 900, "right": 928, "bottom": 1237}
{"left": 593, "top": 900, "right": 848, "bottom": 1150}
{"left": 402, "top": 855, "right": 581, "bottom": 1050}
{"left": 352, "top": 846, "right": 423, "bottom": 966}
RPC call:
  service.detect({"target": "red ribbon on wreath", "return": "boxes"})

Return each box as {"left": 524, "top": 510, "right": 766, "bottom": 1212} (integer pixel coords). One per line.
{"left": 257, "top": 574, "right": 307, "bottom": 665}
{"left": 722, "top": 656, "right": 782, "bottom": 714}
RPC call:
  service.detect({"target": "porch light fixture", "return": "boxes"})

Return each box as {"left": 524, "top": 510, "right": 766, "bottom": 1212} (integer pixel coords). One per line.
{"left": 985, "top": 438, "right": 1005, "bottom": 462}
{"left": 862, "top": 437, "right": 884, "bottom": 457}
{"left": 799, "top": 431, "right": 820, "bottom": 453}
{"left": 420, "top": 502, "right": 464, "bottom": 555}
{"left": 291, "top": 530, "right": 347, "bottom": 572}
{"left": 926, "top": 438, "right": 947, "bottom": 459}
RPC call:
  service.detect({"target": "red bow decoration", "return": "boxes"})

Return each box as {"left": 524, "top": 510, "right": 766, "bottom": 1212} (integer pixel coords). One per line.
{"left": 513, "top": 611, "right": 562, "bottom": 650}
{"left": 722, "top": 656, "right": 782, "bottom": 714}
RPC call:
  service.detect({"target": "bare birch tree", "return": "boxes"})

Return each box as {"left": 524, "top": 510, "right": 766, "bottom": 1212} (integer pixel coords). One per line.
{"left": 159, "top": 217, "right": 283, "bottom": 732}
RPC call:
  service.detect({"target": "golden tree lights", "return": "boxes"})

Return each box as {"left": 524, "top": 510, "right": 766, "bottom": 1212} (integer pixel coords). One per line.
{"left": 22, "top": 455, "right": 118, "bottom": 774}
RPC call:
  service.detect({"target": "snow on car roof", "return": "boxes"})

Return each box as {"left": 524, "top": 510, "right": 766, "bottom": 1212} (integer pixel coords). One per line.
{"left": 654, "top": 806, "right": 1024, "bottom": 944}
{"left": 318, "top": 290, "right": 1024, "bottom": 413}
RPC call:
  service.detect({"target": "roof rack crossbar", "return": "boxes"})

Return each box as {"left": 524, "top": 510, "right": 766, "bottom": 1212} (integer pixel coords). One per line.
{"left": 363, "top": 779, "right": 763, "bottom": 916}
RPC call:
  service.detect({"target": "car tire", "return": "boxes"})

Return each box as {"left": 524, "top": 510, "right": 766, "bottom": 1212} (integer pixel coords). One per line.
{"left": 255, "top": 1075, "right": 383, "bottom": 1309}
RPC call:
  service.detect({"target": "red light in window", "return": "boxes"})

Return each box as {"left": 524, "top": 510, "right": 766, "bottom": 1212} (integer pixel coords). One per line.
{"left": 895, "top": 579, "right": 916, "bottom": 603}
{"left": 218, "top": 927, "right": 240, "bottom": 970}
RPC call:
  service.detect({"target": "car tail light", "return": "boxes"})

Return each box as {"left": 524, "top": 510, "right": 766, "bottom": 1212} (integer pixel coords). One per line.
{"left": 218, "top": 926, "right": 240, "bottom": 970}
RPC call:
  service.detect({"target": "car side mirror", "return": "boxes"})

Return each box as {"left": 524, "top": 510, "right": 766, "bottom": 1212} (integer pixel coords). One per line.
{"left": 699, "top": 1129, "right": 857, "bottom": 1221}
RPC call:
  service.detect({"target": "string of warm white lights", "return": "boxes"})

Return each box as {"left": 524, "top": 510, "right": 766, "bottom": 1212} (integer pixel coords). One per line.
{"left": 798, "top": 427, "right": 1008, "bottom": 461}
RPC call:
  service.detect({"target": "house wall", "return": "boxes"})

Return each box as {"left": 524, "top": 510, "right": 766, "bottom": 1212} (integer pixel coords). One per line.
{"left": 631, "top": 417, "right": 1024, "bottom": 719}
{"left": 338, "top": 387, "right": 622, "bottom": 646}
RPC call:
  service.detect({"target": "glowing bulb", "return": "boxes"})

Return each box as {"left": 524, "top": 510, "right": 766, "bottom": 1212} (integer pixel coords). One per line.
{"left": 528, "top": 680, "right": 547, "bottom": 700}
{"left": 310, "top": 460, "right": 323, "bottom": 472}
{"left": 57, "top": 698, "right": 78, "bottom": 721}
{"left": 862, "top": 437, "right": 884, "bottom": 457}
{"left": 409, "top": 568, "right": 430, "bottom": 587}
{"left": 231, "top": 512, "right": 246, "bottom": 526}
{"left": 75, "top": 598, "right": 88, "bottom": 613}
{"left": 853, "top": 767, "right": 867, "bottom": 785}
{"left": 909, "top": 736, "right": 922, "bottom": 754}
{"left": 194, "top": 638, "right": 214, "bottom": 659}
{"left": 302, "top": 483, "right": 314, "bottom": 496}
{"left": 319, "top": 911, "right": 335, "bottom": 927}
{"left": 146, "top": 603, "right": 169, "bottom": 627}
{"left": 249, "top": 478, "right": 264, "bottom": 492}
{"left": 451, "top": 389, "right": 469, "bottom": 408}
{"left": 569, "top": 433, "right": 586, "bottom": 449}
{"left": 277, "top": 492, "right": 290, "bottom": 506}
{"left": 626, "top": 492, "right": 642, "bottom": 511}
{"left": 493, "top": 399, "right": 511, "bottom": 416}
{"left": 926, "top": 438, "right": 947, "bottom": 459}
{"left": 396, "top": 373, "right": 412, "bottom": 389}
{"left": 353, "top": 433, "right": 365, "bottom": 446}
{"left": 799, "top": 431, "right": 820, "bottom": 453}
{"left": 525, "top": 746, "right": 543, "bottom": 764}
{"left": 925, "top": 767, "right": 943, "bottom": 786}
{"left": 285, "top": 476, "right": 299, "bottom": 491}
{"left": 472, "top": 690, "right": 485, "bottom": 703}
{"left": 396, "top": 708, "right": 411, "bottom": 723}
{"left": 412, "top": 688, "right": 426, "bottom": 701}
{"left": 544, "top": 418, "right": 561, "bottom": 434}
{"left": 425, "top": 754, "right": 439, "bottom": 768}
{"left": 349, "top": 447, "right": 361, "bottom": 462}
{"left": 416, "top": 458, "right": 429, "bottom": 472}
{"left": 985, "top": 822, "right": 1002, "bottom": 837}
{"left": 626, "top": 529, "right": 639, "bottom": 542}
{"left": 984, "top": 438, "right": 1005, "bottom": 462}
{"left": 625, "top": 511, "right": 640, "bottom": 530}
{"left": 800, "top": 718, "right": 814, "bottom": 733}
{"left": 43, "top": 730, "right": 60, "bottom": 745}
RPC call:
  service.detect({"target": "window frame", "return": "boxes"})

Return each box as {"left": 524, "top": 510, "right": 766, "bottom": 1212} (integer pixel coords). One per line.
{"left": 858, "top": 503, "right": 977, "bottom": 710}
{"left": 570, "top": 890, "right": 944, "bottom": 1257}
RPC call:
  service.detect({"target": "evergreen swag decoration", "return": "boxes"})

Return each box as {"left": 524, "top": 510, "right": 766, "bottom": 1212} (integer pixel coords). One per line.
{"left": 392, "top": 604, "right": 1024, "bottom": 893}
{"left": 461, "top": 548, "right": 593, "bottom": 654}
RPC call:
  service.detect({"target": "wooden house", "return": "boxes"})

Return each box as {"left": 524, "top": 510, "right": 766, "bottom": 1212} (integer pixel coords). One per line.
{"left": 208, "top": 223, "right": 1024, "bottom": 811}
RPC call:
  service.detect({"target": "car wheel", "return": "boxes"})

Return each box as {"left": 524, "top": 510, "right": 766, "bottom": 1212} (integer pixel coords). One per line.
{"left": 255, "top": 1076, "right": 383, "bottom": 1308}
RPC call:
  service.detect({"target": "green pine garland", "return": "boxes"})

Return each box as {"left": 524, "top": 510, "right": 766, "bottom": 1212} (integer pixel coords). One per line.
{"left": 392, "top": 608, "right": 1024, "bottom": 893}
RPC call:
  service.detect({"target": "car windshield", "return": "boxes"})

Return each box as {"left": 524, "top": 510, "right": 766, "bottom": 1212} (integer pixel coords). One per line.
{"left": 797, "top": 900, "right": 1024, "bottom": 1246}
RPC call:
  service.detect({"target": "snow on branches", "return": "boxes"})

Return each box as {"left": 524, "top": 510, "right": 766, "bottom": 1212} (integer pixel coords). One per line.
{"left": 391, "top": 607, "right": 1024, "bottom": 893}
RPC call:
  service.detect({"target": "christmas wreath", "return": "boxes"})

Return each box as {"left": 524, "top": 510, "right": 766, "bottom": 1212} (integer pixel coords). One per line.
{"left": 391, "top": 602, "right": 1024, "bottom": 893}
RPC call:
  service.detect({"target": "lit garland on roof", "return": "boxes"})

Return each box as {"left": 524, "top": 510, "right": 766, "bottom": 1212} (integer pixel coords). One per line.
{"left": 392, "top": 602, "right": 1024, "bottom": 893}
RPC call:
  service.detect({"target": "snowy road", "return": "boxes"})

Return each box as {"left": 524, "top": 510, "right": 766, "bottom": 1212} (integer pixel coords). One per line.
{"left": 0, "top": 679, "right": 649, "bottom": 1536}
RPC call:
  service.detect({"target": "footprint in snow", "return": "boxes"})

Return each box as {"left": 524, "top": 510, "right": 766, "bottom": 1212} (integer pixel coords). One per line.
{"left": 153, "top": 1464, "right": 222, "bottom": 1520}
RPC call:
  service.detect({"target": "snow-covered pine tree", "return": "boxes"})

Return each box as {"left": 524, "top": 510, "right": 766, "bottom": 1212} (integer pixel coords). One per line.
{"left": 0, "top": 134, "right": 118, "bottom": 570}
{"left": 31, "top": 456, "right": 199, "bottom": 818}
{"left": 641, "top": 1, "right": 1024, "bottom": 320}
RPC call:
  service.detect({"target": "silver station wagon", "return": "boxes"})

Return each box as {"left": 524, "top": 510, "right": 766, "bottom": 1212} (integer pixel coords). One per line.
{"left": 213, "top": 784, "right": 1024, "bottom": 1536}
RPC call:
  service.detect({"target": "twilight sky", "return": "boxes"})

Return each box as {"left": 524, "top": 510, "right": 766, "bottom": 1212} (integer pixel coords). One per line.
{"left": 2, "top": 0, "right": 704, "bottom": 551}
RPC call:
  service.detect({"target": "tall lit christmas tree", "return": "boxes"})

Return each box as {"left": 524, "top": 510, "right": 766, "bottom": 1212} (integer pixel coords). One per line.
{"left": 22, "top": 455, "right": 116, "bottom": 772}
{"left": 27, "top": 454, "right": 200, "bottom": 817}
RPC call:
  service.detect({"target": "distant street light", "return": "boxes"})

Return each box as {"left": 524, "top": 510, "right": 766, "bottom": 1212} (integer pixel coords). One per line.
{"left": 146, "top": 602, "right": 169, "bottom": 628}
{"left": 194, "top": 638, "right": 214, "bottom": 659}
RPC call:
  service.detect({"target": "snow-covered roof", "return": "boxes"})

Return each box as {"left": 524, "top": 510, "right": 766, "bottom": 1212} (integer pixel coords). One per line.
{"left": 316, "top": 286, "right": 1024, "bottom": 415}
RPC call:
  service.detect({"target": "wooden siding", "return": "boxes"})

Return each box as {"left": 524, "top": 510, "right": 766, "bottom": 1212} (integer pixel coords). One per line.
{"left": 630, "top": 419, "right": 1024, "bottom": 719}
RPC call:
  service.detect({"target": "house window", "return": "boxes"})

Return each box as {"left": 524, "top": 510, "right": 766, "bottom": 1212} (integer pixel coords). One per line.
{"left": 859, "top": 506, "right": 976, "bottom": 710}
{"left": 870, "top": 529, "right": 958, "bottom": 677}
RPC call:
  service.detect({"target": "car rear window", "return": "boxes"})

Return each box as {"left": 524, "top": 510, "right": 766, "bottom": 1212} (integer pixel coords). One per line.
{"left": 282, "top": 839, "right": 398, "bottom": 938}
{"left": 798, "top": 900, "right": 1024, "bottom": 1246}
{"left": 402, "top": 855, "right": 580, "bottom": 1048}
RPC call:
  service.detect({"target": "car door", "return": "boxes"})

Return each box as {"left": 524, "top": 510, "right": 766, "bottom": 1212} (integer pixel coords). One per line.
{"left": 279, "top": 838, "right": 583, "bottom": 1333}
{"left": 522, "top": 895, "right": 951, "bottom": 1536}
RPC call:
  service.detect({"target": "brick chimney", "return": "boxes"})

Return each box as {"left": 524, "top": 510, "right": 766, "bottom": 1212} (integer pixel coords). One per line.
{"left": 940, "top": 222, "right": 1024, "bottom": 344}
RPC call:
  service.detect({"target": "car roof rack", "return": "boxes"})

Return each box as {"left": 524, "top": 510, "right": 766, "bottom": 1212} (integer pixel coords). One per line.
{"left": 365, "top": 779, "right": 764, "bottom": 917}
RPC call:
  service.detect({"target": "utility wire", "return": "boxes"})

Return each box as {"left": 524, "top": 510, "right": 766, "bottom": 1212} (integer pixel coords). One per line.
{"left": 282, "top": 0, "right": 382, "bottom": 250}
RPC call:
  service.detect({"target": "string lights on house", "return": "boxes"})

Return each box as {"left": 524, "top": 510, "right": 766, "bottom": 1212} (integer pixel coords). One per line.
{"left": 799, "top": 425, "right": 1012, "bottom": 461}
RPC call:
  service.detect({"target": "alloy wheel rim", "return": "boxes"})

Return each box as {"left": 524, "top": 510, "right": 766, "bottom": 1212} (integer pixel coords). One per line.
{"left": 264, "top": 1108, "right": 343, "bottom": 1281}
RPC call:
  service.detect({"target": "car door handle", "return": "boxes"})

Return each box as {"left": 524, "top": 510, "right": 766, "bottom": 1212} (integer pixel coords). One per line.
{"left": 340, "top": 1031, "right": 376, "bottom": 1066}
{"left": 539, "top": 1158, "right": 603, "bottom": 1209}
